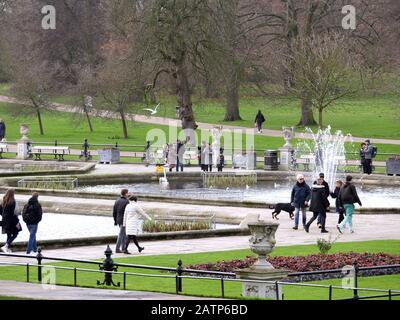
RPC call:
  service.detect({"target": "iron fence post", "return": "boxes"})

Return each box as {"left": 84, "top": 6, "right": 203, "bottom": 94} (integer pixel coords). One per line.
{"left": 329, "top": 285, "right": 333, "bottom": 300}
{"left": 221, "top": 277, "right": 225, "bottom": 298}
{"left": 176, "top": 259, "right": 183, "bottom": 293}
{"left": 26, "top": 263, "right": 30, "bottom": 283}
{"left": 74, "top": 268, "right": 77, "bottom": 287}
{"left": 123, "top": 272, "right": 127, "bottom": 290}
{"left": 275, "top": 281, "right": 280, "bottom": 300}
{"left": 353, "top": 262, "right": 359, "bottom": 300}
{"left": 36, "top": 248, "right": 43, "bottom": 283}
{"left": 388, "top": 290, "right": 392, "bottom": 301}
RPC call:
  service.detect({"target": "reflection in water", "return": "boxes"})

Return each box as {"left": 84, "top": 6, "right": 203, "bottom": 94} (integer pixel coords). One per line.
{"left": 77, "top": 181, "right": 400, "bottom": 209}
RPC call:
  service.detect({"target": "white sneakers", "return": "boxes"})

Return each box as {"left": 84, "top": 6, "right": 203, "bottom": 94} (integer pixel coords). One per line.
{"left": 1, "top": 244, "right": 11, "bottom": 253}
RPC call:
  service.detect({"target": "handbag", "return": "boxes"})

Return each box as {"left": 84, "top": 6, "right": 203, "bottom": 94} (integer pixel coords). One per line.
{"left": 16, "top": 221, "right": 22, "bottom": 232}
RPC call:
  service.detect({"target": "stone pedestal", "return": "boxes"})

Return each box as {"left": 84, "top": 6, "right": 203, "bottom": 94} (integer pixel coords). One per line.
{"left": 279, "top": 146, "right": 294, "bottom": 171}
{"left": 236, "top": 268, "right": 289, "bottom": 300}
{"left": 17, "top": 138, "right": 31, "bottom": 160}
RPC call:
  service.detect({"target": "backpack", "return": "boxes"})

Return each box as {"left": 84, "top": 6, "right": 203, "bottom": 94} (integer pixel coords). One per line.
{"left": 372, "top": 145, "right": 378, "bottom": 158}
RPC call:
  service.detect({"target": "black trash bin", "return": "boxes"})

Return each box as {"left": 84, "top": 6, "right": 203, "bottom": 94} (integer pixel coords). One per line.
{"left": 264, "top": 150, "right": 279, "bottom": 171}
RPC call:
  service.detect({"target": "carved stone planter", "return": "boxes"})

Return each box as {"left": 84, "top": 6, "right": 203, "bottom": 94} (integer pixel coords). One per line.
{"left": 235, "top": 221, "right": 289, "bottom": 300}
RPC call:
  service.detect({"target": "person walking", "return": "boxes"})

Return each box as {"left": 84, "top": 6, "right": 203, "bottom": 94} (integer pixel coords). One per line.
{"left": 337, "top": 176, "right": 362, "bottom": 234}
{"left": 199, "top": 141, "right": 207, "bottom": 171}
{"left": 176, "top": 140, "right": 185, "bottom": 172}
{"left": 0, "top": 189, "right": 22, "bottom": 253}
{"left": 363, "top": 140, "right": 375, "bottom": 175}
{"left": 202, "top": 143, "right": 212, "bottom": 172}
{"left": 313, "top": 173, "right": 330, "bottom": 228}
{"left": 330, "top": 180, "right": 345, "bottom": 224}
{"left": 291, "top": 174, "right": 311, "bottom": 230}
{"left": 0, "top": 119, "right": 5, "bottom": 141}
{"left": 167, "top": 143, "right": 177, "bottom": 172}
{"left": 123, "top": 196, "right": 152, "bottom": 254}
{"left": 217, "top": 148, "right": 225, "bottom": 172}
{"left": 22, "top": 192, "right": 43, "bottom": 254}
{"left": 113, "top": 189, "right": 130, "bottom": 253}
{"left": 254, "top": 110, "right": 266, "bottom": 133}
{"left": 305, "top": 177, "right": 330, "bottom": 233}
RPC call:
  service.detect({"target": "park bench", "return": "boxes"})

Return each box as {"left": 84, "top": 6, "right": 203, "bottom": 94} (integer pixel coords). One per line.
{"left": 0, "top": 143, "right": 8, "bottom": 159}
{"left": 183, "top": 150, "right": 198, "bottom": 165}
{"left": 299, "top": 154, "right": 315, "bottom": 171}
{"left": 31, "top": 146, "right": 70, "bottom": 161}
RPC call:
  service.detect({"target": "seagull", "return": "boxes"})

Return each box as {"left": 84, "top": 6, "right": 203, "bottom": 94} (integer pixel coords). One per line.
{"left": 143, "top": 103, "right": 160, "bottom": 115}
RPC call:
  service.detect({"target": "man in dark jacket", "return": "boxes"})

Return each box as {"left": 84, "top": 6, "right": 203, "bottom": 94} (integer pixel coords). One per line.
{"left": 313, "top": 173, "right": 330, "bottom": 227}
{"left": 22, "top": 192, "right": 43, "bottom": 254}
{"left": 113, "top": 189, "right": 130, "bottom": 253}
{"left": 363, "top": 140, "right": 374, "bottom": 175}
{"left": 0, "top": 119, "right": 5, "bottom": 141}
{"left": 337, "top": 176, "right": 362, "bottom": 234}
{"left": 291, "top": 174, "right": 311, "bottom": 230}
{"left": 176, "top": 140, "right": 185, "bottom": 172}
{"left": 305, "top": 178, "right": 330, "bottom": 233}
{"left": 254, "top": 110, "right": 266, "bottom": 133}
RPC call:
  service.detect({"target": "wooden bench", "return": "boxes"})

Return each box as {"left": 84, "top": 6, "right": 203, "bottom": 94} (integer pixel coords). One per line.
{"left": 31, "top": 146, "right": 70, "bottom": 161}
{"left": 299, "top": 154, "right": 315, "bottom": 171}
{"left": 0, "top": 143, "right": 8, "bottom": 159}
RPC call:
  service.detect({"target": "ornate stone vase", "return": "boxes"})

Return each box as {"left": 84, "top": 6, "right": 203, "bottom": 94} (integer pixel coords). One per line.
{"left": 20, "top": 124, "right": 29, "bottom": 140}
{"left": 248, "top": 222, "right": 279, "bottom": 269}
{"left": 282, "top": 127, "right": 295, "bottom": 148}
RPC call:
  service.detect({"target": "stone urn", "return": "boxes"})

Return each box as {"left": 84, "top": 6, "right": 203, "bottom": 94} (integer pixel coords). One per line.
{"left": 248, "top": 222, "right": 279, "bottom": 270}
{"left": 20, "top": 124, "right": 29, "bottom": 140}
{"left": 282, "top": 127, "right": 295, "bottom": 148}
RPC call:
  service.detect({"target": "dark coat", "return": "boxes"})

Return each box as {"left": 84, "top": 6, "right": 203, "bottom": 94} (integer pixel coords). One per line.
{"left": 0, "top": 122, "right": 5, "bottom": 138}
{"left": 113, "top": 196, "right": 129, "bottom": 226}
{"left": 255, "top": 112, "right": 265, "bottom": 124}
{"left": 309, "top": 185, "right": 329, "bottom": 214}
{"left": 330, "top": 187, "right": 341, "bottom": 210}
{"left": 339, "top": 182, "right": 362, "bottom": 207}
{"left": 291, "top": 182, "right": 311, "bottom": 209}
{"left": 0, "top": 202, "right": 19, "bottom": 234}
{"left": 22, "top": 197, "right": 43, "bottom": 225}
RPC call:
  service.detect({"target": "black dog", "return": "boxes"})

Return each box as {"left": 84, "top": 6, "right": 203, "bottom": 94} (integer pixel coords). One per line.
{"left": 270, "top": 203, "right": 295, "bottom": 220}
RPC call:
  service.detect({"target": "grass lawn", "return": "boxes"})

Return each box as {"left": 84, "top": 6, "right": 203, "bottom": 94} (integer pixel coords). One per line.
{"left": 1, "top": 102, "right": 400, "bottom": 160}
{"left": 0, "top": 240, "right": 399, "bottom": 300}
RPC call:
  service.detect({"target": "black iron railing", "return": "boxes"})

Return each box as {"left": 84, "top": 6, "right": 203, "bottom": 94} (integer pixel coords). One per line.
{"left": 1, "top": 247, "right": 399, "bottom": 300}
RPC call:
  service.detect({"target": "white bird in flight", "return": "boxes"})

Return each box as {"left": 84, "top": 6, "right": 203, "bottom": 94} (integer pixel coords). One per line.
{"left": 143, "top": 103, "right": 160, "bottom": 115}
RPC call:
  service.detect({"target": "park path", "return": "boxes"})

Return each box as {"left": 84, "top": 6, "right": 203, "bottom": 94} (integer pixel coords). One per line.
{"left": 0, "top": 280, "right": 216, "bottom": 300}
{"left": 1, "top": 95, "right": 400, "bottom": 146}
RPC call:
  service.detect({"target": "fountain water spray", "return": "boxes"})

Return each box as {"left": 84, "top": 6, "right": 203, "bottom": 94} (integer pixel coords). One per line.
{"left": 296, "top": 126, "right": 352, "bottom": 188}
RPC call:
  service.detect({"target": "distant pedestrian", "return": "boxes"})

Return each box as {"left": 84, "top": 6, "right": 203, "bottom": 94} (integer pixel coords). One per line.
{"left": 0, "top": 189, "right": 22, "bottom": 253}
{"left": 291, "top": 174, "right": 311, "bottom": 230}
{"left": 363, "top": 140, "right": 376, "bottom": 175}
{"left": 313, "top": 173, "right": 330, "bottom": 228}
{"left": 0, "top": 119, "right": 5, "bottom": 141}
{"left": 305, "top": 177, "right": 330, "bottom": 234}
{"left": 113, "top": 189, "right": 130, "bottom": 253}
{"left": 337, "top": 176, "right": 362, "bottom": 234}
{"left": 199, "top": 141, "right": 207, "bottom": 171}
{"left": 123, "top": 196, "right": 152, "bottom": 254}
{"left": 22, "top": 192, "right": 43, "bottom": 254}
{"left": 359, "top": 143, "right": 367, "bottom": 173}
{"left": 202, "top": 143, "right": 212, "bottom": 172}
{"left": 176, "top": 140, "right": 185, "bottom": 172}
{"left": 254, "top": 110, "right": 266, "bottom": 133}
{"left": 217, "top": 148, "right": 225, "bottom": 172}
{"left": 330, "top": 180, "right": 345, "bottom": 224}
{"left": 208, "top": 143, "right": 213, "bottom": 172}
{"left": 167, "top": 143, "right": 177, "bottom": 172}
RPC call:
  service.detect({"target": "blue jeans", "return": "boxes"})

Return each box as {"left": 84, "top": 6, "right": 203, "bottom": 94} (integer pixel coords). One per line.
{"left": 26, "top": 224, "right": 38, "bottom": 253}
{"left": 294, "top": 207, "right": 307, "bottom": 227}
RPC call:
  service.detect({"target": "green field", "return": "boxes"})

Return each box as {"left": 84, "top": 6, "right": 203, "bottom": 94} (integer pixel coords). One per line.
{"left": 0, "top": 240, "right": 399, "bottom": 300}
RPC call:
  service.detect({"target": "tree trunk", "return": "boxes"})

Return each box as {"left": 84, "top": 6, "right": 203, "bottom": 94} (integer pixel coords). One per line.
{"left": 318, "top": 108, "right": 323, "bottom": 128}
{"left": 119, "top": 109, "right": 128, "bottom": 139}
{"left": 297, "top": 98, "right": 317, "bottom": 126}
{"left": 83, "top": 106, "right": 94, "bottom": 132}
{"left": 36, "top": 109, "right": 44, "bottom": 135}
{"left": 224, "top": 79, "right": 242, "bottom": 121}
{"left": 175, "top": 61, "right": 197, "bottom": 130}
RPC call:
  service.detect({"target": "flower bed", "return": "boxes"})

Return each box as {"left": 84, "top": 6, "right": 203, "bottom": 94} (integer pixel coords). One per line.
{"left": 186, "top": 253, "right": 400, "bottom": 282}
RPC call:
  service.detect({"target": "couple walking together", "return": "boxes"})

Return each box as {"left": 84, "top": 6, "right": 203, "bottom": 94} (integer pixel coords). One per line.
{"left": 113, "top": 189, "right": 152, "bottom": 254}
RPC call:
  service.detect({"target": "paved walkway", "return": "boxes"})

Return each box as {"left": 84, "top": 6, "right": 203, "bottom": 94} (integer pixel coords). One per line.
{"left": 1, "top": 95, "right": 399, "bottom": 145}
{"left": 2, "top": 212, "right": 399, "bottom": 264}
{"left": 0, "top": 281, "right": 214, "bottom": 300}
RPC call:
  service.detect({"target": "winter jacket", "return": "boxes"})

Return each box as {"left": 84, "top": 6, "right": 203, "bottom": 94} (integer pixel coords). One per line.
{"left": 291, "top": 182, "right": 311, "bottom": 209}
{"left": 330, "top": 187, "right": 341, "bottom": 211}
{"left": 113, "top": 196, "right": 129, "bottom": 226}
{"left": 0, "top": 202, "right": 19, "bottom": 234}
{"left": 0, "top": 122, "right": 5, "bottom": 139}
{"left": 313, "top": 180, "right": 330, "bottom": 199}
{"left": 364, "top": 144, "right": 374, "bottom": 160}
{"left": 309, "top": 185, "right": 330, "bottom": 214}
{"left": 123, "top": 202, "right": 152, "bottom": 236}
{"left": 22, "top": 197, "right": 43, "bottom": 225}
{"left": 255, "top": 112, "right": 266, "bottom": 124}
{"left": 339, "top": 182, "right": 362, "bottom": 207}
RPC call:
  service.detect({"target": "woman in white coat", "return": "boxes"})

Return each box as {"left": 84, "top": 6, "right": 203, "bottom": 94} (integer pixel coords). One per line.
{"left": 123, "top": 196, "right": 152, "bottom": 254}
